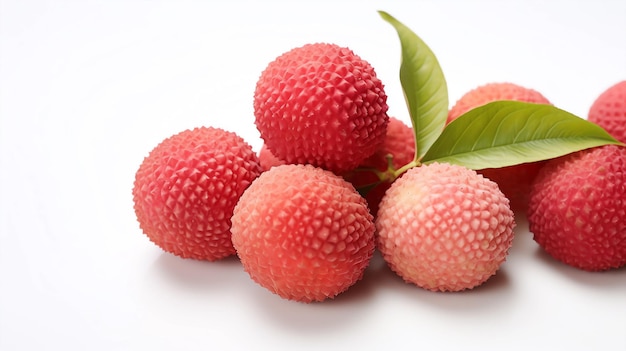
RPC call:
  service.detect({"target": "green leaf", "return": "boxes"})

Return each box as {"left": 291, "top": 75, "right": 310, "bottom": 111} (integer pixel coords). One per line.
{"left": 421, "top": 101, "right": 623, "bottom": 169}
{"left": 378, "top": 11, "right": 449, "bottom": 161}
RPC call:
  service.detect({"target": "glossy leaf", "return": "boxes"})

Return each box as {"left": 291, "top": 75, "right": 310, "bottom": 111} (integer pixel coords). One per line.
{"left": 378, "top": 11, "right": 449, "bottom": 160}
{"left": 421, "top": 101, "right": 623, "bottom": 169}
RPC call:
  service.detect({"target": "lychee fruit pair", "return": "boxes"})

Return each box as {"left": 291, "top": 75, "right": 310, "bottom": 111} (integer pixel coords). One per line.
{"left": 341, "top": 117, "right": 415, "bottom": 216}
{"left": 260, "top": 116, "right": 416, "bottom": 216}
{"left": 528, "top": 144, "right": 626, "bottom": 271}
{"left": 447, "top": 82, "right": 552, "bottom": 212}
{"left": 132, "top": 127, "right": 261, "bottom": 261}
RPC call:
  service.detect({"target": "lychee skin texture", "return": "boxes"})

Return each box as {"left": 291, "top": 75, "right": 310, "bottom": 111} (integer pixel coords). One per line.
{"left": 231, "top": 164, "right": 375, "bottom": 302}
{"left": 447, "top": 82, "right": 552, "bottom": 212}
{"left": 447, "top": 82, "right": 552, "bottom": 123}
{"left": 528, "top": 145, "right": 626, "bottom": 271}
{"left": 478, "top": 161, "right": 547, "bottom": 213}
{"left": 376, "top": 163, "right": 515, "bottom": 292}
{"left": 133, "top": 127, "right": 262, "bottom": 261}
{"left": 588, "top": 80, "right": 626, "bottom": 143}
{"left": 254, "top": 43, "right": 389, "bottom": 173}
{"left": 342, "top": 117, "right": 415, "bottom": 216}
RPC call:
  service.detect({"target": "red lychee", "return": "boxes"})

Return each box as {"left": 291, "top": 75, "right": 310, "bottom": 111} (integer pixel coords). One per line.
{"left": 133, "top": 127, "right": 261, "bottom": 261}
{"left": 376, "top": 163, "right": 515, "bottom": 292}
{"left": 254, "top": 43, "right": 389, "bottom": 173}
{"left": 528, "top": 145, "right": 626, "bottom": 271}
{"left": 231, "top": 164, "right": 376, "bottom": 302}
{"left": 447, "top": 82, "right": 552, "bottom": 212}
{"left": 588, "top": 80, "right": 626, "bottom": 143}
{"left": 342, "top": 117, "right": 415, "bottom": 216}
{"left": 478, "top": 162, "right": 547, "bottom": 213}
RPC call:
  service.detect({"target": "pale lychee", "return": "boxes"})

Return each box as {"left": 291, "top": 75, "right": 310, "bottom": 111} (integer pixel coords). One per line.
{"left": 342, "top": 117, "right": 415, "bottom": 216}
{"left": 231, "top": 164, "right": 376, "bottom": 302}
{"left": 376, "top": 162, "right": 515, "bottom": 292}
{"left": 254, "top": 43, "right": 389, "bottom": 173}
{"left": 133, "top": 127, "right": 261, "bottom": 261}
{"left": 588, "top": 80, "right": 626, "bottom": 143}
{"left": 447, "top": 82, "right": 552, "bottom": 212}
{"left": 528, "top": 145, "right": 626, "bottom": 271}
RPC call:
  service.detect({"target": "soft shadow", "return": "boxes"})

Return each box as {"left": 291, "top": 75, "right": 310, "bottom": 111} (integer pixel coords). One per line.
{"left": 248, "top": 252, "right": 392, "bottom": 330}
{"left": 533, "top": 247, "right": 626, "bottom": 289}
{"left": 326, "top": 250, "right": 389, "bottom": 304}
{"left": 368, "top": 252, "right": 515, "bottom": 313}
{"left": 150, "top": 252, "right": 244, "bottom": 290}
{"left": 394, "top": 267, "right": 513, "bottom": 312}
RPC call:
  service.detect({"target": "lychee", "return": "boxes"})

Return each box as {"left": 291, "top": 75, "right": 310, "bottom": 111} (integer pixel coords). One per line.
{"left": 254, "top": 43, "right": 389, "bottom": 173}
{"left": 133, "top": 127, "right": 262, "bottom": 261}
{"left": 376, "top": 162, "right": 515, "bottom": 292}
{"left": 528, "top": 145, "right": 626, "bottom": 271}
{"left": 478, "top": 162, "right": 547, "bottom": 213}
{"left": 448, "top": 82, "right": 552, "bottom": 123}
{"left": 342, "top": 117, "right": 415, "bottom": 216}
{"left": 588, "top": 80, "right": 626, "bottom": 143}
{"left": 231, "top": 164, "right": 376, "bottom": 302}
{"left": 447, "top": 82, "right": 552, "bottom": 212}
{"left": 258, "top": 143, "right": 286, "bottom": 172}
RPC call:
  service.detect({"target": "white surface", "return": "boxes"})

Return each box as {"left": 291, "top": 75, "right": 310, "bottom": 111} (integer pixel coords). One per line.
{"left": 1, "top": 0, "right": 625, "bottom": 350}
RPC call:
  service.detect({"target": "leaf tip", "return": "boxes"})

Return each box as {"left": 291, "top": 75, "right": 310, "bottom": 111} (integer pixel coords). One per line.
{"left": 377, "top": 10, "right": 394, "bottom": 23}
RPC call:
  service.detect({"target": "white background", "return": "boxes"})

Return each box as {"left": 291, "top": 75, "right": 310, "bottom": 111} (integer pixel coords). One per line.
{"left": 1, "top": 0, "right": 625, "bottom": 350}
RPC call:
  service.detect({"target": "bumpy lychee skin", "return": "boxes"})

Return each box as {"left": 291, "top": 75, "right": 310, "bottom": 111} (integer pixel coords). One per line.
{"left": 588, "top": 80, "right": 626, "bottom": 143}
{"left": 447, "top": 82, "right": 552, "bottom": 212}
{"left": 376, "top": 163, "right": 515, "bottom": 292}
{"left": 231, "top": 164, "right": 376, "bottom": 302}
{"left": 448, "top": 82, "right": 552, "bottom": 123}
{"left": 133, "top": 127, "right": 262, "bottom": 261}
{"left": 478, "top": 161, "right": 547, "bottom": 213}
{"left": 254, "top": 43, "right": 389, "bottom": 173}
{"left": 528, "top": 145, "right": 626, "bottom": 271}
{"left": 342, "top": 117, "right": 415, "bottom": 216}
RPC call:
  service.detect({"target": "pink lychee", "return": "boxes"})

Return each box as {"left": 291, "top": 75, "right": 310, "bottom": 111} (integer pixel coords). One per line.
{"left": 376, "top": 162, "right": 515, "bottom": 292}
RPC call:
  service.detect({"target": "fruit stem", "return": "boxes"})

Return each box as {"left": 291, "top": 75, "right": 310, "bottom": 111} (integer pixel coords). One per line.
{"left": 393, "top": 159, "right": 420, "bottom": 179}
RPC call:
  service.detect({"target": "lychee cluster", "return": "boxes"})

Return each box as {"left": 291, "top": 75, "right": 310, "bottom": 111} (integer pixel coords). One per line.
{"left": 132, "top": 33, "right": 625, "bottom": 304}
{"left": 133, "top": 43, "right": 389, "bottom": 302}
